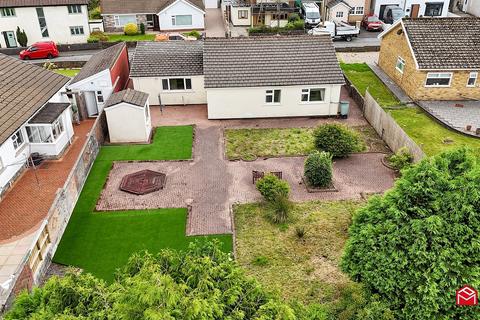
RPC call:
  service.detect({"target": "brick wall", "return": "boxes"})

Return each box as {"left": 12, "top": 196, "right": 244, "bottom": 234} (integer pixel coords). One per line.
{"left": 379, "top": 24, "right": 480, "bottom": 101}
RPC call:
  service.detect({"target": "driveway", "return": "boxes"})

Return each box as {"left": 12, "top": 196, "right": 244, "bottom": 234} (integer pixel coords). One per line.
{"left": 205, "top": 9, "right": 226, "bottom": 38}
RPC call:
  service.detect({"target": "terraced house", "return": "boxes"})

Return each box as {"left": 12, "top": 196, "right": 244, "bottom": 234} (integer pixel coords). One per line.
{"left": 0, "top": 0, "right": 89, "bottom": 48}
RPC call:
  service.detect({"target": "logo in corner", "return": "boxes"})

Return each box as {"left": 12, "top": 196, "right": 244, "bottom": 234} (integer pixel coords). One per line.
{"left": 456, "top": 285, "right": 478, "bottom": 306}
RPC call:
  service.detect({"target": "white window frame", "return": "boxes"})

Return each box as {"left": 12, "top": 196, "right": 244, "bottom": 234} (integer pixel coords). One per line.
{"left": 396, "top": 56, "right": 405, "bottom": 74}
{"left": 425, "top": 72, "right": 452, "bottom": 87}
{"left": 11, "top": 129, "right": 25, "bottom": 150}
{"left": 336, "top": 11, "right": 344, "bottom": 18}
{"left": 171, "top": 14, "right": 192, "bottom": 26}
{"left": 238, "top": 9, "right": 249, "bottom": 19}
{"left": 162, "top": 78, "right": 192, "bottom": 91}
{"left": 67, "top": 5, "right": 82, "bottom": 14}
{"left": 350, "top": 6, "right": 364, "bottom": 15}
{"left": 0, "top": 7, "right": 16, "bottom": 17}
{"left": 301, "top": 88, "right": 325, "bottom": 103}
{"left": 70, "top": 26, "right": 85, "bottom": 36}
{"left": 265, "top": 89, "right": 281, "bottom": 104}
{"left": 0, "top": 157, "right": 3, "bottom": 171}
{"left": 467, "top": 72, "right": 477, "bottom": 87}
{"left": 113, "top": 14, "right": 136, "bottom": 27}
{"left": 96, "top": 90, "right": 104, "bottom": 103}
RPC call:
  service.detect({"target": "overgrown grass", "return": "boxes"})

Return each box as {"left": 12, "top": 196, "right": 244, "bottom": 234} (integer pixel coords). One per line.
{"left": 224, "top": 126, "right": 388, "bottom": 160}
{"left": 54, "top": 126, "right": 232, "bottom": 281}
{"left": 106, "top": 33, "right": 156, "bottom": 42}
{"left": 234, "top": 200, "right": 363, "bottom": 305}
{"left": 52, "top": 69, "right": 81, "bottom": 77}
{"left": 340, "top": 63, "right": 480, "bottom": 156}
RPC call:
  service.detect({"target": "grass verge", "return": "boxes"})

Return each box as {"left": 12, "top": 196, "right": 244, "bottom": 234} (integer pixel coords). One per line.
{"left": 54, "top": 126, "right": 232, "bottom": 281}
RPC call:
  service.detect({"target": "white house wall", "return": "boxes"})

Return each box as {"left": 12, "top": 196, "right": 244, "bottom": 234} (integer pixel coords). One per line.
{"left": 105, "top": 102, "right": 151, "bottom": 143}
{"left": 206, "top": 84, "right": 342, "bottom": 119}
{"left": 158, "top": 0, "right": 205, "bottom": 30}
{"left": 0, "top": 128, "right": 30, "bottom": 194}
{"left": 67, "top": 69, "right": 114, "bottom": 114}
{"left": 464, "top": 0, "right": 480, "bottom": 16}
{"left": 371, "top": 0, "right": 450, "bottom": 17}
{"left": 0, "top": 5, "right": 89, "bottom": 48}
{"left": 328, "top": 4, "right": 351, "bottom": 22}
{"left": 132, "top": 75, "right": 207, "bottom": 105}
{"left": 230, "top": 6, "right": 251, "bottom": 26}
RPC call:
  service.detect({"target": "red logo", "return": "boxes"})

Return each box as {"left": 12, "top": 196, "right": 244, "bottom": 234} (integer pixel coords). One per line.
{"left": 456, "top": 285, "right": 478, "bottom": 306}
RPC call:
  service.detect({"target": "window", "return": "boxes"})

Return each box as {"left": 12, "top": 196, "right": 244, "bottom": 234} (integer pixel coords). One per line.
{"left": 265, "top": 89, "right": 281, "bottom": 104}
{"left": 350, "top": 6, "right": 364, "bottom": 15}
{"left": 146, "top": 14, "right": 155, "bottom": 29}
{"left": 424, "top": 3, "right": 443, "bottom": 16}
{"left": 67, "top": 5, "right": 82, "bottom": 14}
{"left": 36, "top": 8, "right": 49, "bottom": 37}
{"left": 162, "top": 78, "right": 192, "bottom": 90}
{"left": 425, "top": 73, "right": 452, "bottom": 87}
{"left": 172, "top": 15, "right": 192, "bottom": 26}
{"left": 336, "top": 11, "right": 344, "bottom": 18}
{"left": 114, "top": 15, "right": 136, "bottom": 27}
{"left": 467, "top": 72, "right": 477, "bottom": 87}
{"left": 70, "top": 26, "right": 84, "bottom": 35}
{"left": 11, "top": 130, "right": 24, "bottom": 150}
{"left": 0, "top": 7, "right": 15, "bottom": 17}
{"left": 301, "top": 88, "right": 325, "bottom": 102}
{"left": 96, "top": 90, "right": 104, "bottom": 103}
{"left": 272, "top": 13, "right": 288, "bottom": 20}
{"left": 396, "top": 56, "right": 405, "bottom": 73}
{"left": 52, "top": 118, "right": 64, "bottom": 140}
{"left": 238, "top": 9, "right": 248, "bottom": 19}
{"left": 26, "top": 126, "right": 53, "bottom": 143}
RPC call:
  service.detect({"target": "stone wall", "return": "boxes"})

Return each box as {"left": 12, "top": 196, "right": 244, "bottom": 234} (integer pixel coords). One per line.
{"left": 103, "top": 14, "right": 148, "bottom": 32}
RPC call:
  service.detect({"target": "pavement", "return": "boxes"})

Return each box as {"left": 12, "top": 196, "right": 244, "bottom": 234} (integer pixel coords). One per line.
{"left": 205, "top": 9, "right": 226, "bottom": 38}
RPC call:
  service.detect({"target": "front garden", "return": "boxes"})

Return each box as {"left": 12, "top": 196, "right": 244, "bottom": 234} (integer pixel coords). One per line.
{"left": 53, "top": 126, "right": 232, "bottom": 281}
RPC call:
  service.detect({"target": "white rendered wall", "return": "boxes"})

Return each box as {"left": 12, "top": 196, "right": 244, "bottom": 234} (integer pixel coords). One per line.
{"left": 105, "top": 102, "right": 151, "bottom": 143}
{"left": 230, "top": 6, "right": 251, "bottom": 26}
{"left": 158, "top": 0, "right": 205, "bottom": 30}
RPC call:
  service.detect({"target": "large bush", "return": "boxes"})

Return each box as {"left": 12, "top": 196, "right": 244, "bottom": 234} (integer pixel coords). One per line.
{"left": 87, "top": 31, "right": 108, "bottom": 43}
{"left": 341, "top": 147, "right": 480, "bottom": 319}
{"left": 124, "top": 23, "right": 138, "bottom": 35}
{"left": 313, "top": 123, "right": 362, "bottom": 158}
{"left": 304, "top": 151, "right": 333, "bottom": 188}
{"left": 387, "top": 146, "right": 413, "bottom": 171}
{"left": 256, "top": 174, "right": 290, "bottom": 202}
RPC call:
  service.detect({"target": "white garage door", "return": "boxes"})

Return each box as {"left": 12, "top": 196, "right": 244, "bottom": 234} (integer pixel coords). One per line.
{"left": 204, "top": 0, "right": 218, "bottom": 8}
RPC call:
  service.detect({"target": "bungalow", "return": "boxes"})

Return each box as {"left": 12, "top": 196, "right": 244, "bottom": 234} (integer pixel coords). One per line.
{"left": 0, "top": 0, "right": 90, "bottom": 48}
{"left": 0, "top": 54, "right": 74, "bottom": 195}
{"left": 101, "top": 0, "right": 205, "bottom": 32}
{"left": 67, "top": 42, "right": 130, "bottom": 118}
{"left": 204, "top": 35, "right": 345, "bottom": 119}
{"left": 378, "top": 17, "right": 480, "bottom": 101}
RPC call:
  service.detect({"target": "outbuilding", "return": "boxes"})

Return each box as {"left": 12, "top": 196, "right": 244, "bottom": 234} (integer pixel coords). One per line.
{"left": 103, "top": 89, "right": 151, "bottom": 143}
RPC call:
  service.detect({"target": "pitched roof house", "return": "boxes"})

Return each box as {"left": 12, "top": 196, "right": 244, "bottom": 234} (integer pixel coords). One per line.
{"left": 101, "top": 0, "right": 205, "bottom": 32}
{"left": 0, "top": 0, "right": 89, "bottom": 48}
{"left": 0, "top": 54, "right": 74, "bottom": 194}
{"left": 378, "top": 17, "right": 480, "bottom": 101}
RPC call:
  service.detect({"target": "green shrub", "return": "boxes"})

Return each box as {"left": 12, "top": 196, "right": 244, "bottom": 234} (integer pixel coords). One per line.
{"left": 139, "top": 22, "right": 145, "bottom": 35}
{"left": 252, "top": 255, "right": 269, "bottom": 266}
{"left": 185, "top": 30, "right": 201, "bottom": 39}
{"left": 313, "top": 123, "right": 361, "bottom": 157}
{"left": 293, "top": 19, "right": 305, "bottom": 30}
{"left": 387, "top": 147, "right": 413, "bottom": 170}
{"left": 89, "top": 6, "right": 101, "bottom": 19}
{"left": 288, "top": 13, "right": 300, "bottom": 22}
{"left": 256, "top": 174, "right": 290, "bottom": 202}
{"left": 87, "top": 31, "right": 108, "bottom": 43}
{"left": 267, "top": 194, "right": 292, "bottom": 224}
{"left": 304, "top": 151, "right": 333, "bottom": 188}
{"left": 124, "top": 23, "right": 138, "bottom": 35}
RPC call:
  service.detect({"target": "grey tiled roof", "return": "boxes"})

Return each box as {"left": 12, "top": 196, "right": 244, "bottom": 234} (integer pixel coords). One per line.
{"left": 101, "top": 0, "right": 204, "bottom": 14}
{"left": 203, "top": 35, "right": 345, "bottom": 88}
{"left": 104, "top": 89, "right": 149, "bottom": 108}
{"left": 1, "top": 0, "right": 88, "bottom": 7}
{"left": 326, "top": 0, "right": 351, "bottom": 9}
{"left": 29, "top": 103, "right": 70, "bottom": 124}
{"left": 403, "top": 17, "right": 480, "bottom": 70}
{"left": 70, "top": 42, "right": 125, "bottom": 85}
{"left": 130, "top": 41, "right": 204, "bottom": 78}
{"left": 0, "top": 54, "right": 69, "bottom": 144}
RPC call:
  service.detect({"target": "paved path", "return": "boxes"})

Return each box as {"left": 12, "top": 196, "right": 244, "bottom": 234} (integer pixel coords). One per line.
{"left": 205, "top": 9, "right": 226, "bottom": 38}
{"left": 368, "top": 63, "right": 413, "bottom": 104}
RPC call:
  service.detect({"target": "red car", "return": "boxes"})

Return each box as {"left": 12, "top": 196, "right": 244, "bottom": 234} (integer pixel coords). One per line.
{"left": 19, "top": 41, "right": 59, "bottom": 60}
{"left": 362, "top": 14, "right": 383, "bottom": 31}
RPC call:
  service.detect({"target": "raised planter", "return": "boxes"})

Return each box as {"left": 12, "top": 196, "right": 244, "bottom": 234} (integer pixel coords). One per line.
{"left": 301, "top": 176, "right": 337, "bottom": 193}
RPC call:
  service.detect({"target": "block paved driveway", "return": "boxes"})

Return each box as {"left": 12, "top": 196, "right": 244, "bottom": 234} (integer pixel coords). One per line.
{"left": 98, "top": 98, "right": 395, "bottom": 236}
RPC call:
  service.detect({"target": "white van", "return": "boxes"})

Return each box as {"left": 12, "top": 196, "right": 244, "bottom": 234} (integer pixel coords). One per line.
{"left": 302, "top": 2, "right": 320, "bottom": 27}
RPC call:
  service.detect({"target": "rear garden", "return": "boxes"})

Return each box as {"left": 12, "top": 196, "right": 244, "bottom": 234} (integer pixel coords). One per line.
{"left": 53, "top": 125, "right": 232, "bottom": 281}
{"left": 340, "top": 63, "right": 480, "bottom": 155}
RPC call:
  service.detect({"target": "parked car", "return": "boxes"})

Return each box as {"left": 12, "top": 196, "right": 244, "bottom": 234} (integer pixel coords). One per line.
{"left": 308, "top": 21, "right": 360, "bottom": 41}
{"left": 19, "top": 41, "right": 59, "bottom": 60}
{"left": 362, "top": 14, "right": 383, "bottom": 31}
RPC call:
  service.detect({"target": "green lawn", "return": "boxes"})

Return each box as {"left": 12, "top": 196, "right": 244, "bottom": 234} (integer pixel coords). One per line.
{"left": 106, "top": 33, "right": 156, "bottom": 42}
{"left": 53, "top": 69, "right": 81, "bottom": 77}
{"left": 235, "top": 200, "right": 363, "bottom": 305}
{"left": 54, "top": 126, "right": 232, "bottom": 281}
{"left": 340, "top": 63, "right": 480, "bottom": 156}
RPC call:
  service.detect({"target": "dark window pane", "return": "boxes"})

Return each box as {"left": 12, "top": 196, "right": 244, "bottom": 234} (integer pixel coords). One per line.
{"left": 162, "top": 79, "right": 169, "bottom": 90}
{"left": 274, "top": 90, "right": 281, "bottom": 103}
{"left": 309, "top": 89, "right": 324, "bottom": 101}
{"left": 266, "top": 95, "right": 273, "bottom": 103}
{"left": 185, "top": 78, "right": 192, "bottom": 89}
{"left": 169, "top": 78, "right": 185, "bottom": 90}
{"left": 426, "top": 77, "right": 450, "bottom": 86}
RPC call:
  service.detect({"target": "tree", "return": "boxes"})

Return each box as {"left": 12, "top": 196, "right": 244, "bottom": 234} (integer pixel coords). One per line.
{"left": 15, "top": 27, "right": 27, "bottom": 47}
{"left": 341, "top": 147, "right": 480, "bottom": 319}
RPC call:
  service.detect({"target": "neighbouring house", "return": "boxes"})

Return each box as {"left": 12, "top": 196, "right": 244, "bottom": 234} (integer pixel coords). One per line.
{"left": 370, "top": 0, "right": 450, "bottom": 19}
{"left": 225, "top": 0, "right": 297, "bottom": 27}
{"left": 460, "top": 0, "right": 480, "bottom": 16}
{"left": 0, "top": 0, "right": 90, "bottom": 48}
{"left": 101, "top": 0, "right": 205, "bottom": 32}
{"left": 0, "top": 54, "right": 74, "bottom": 195}
{"left": 67, "top": 42, "right": 130, "bottom": 118}
{"left": 326, "top": 0, "right": 352, "bottom": 23}
{"left": 204, "top": 35, "right": 345, "bottom": 119}
{"left": 104, "top": 89, "right": 151, "bottom": 143}
{"left": 130, "top": 41, "right": 206, "bottom": 106}
{"left": 378, "top": 17, "right": 480, "bottom": 101}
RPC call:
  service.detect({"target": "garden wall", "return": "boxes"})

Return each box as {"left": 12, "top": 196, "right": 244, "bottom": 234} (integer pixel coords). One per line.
{"left": 363, "top": 91, "right": 425, "bottom": 162}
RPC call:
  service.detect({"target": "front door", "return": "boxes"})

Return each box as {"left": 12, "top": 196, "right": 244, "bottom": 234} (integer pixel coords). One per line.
{"left": 2, "top": 31, "right": 17, "bottom": 48}
{"left": 410, "top": 4, "right": 420, "bottom": 18}
{"left": 85, "top": 91, "right": 99, "bottom": 117}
